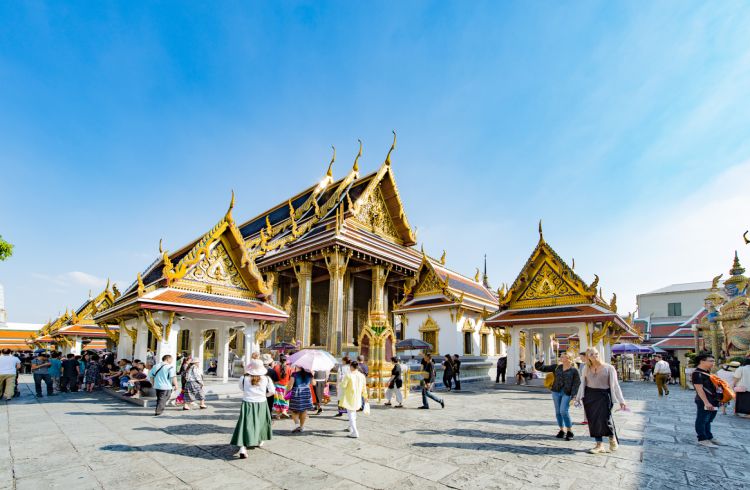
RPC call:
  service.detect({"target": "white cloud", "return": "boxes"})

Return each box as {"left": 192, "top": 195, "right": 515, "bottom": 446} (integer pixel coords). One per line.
{"left": 31, "top": 271, "right": 110, "bottom": 290}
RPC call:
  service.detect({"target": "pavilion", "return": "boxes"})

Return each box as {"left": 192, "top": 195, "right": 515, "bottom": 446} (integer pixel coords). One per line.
{"left": 486, "top": 223, "right": 638, "bottom": 381}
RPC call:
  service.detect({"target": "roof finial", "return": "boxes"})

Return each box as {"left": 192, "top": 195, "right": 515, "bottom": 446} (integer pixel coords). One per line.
{"left": 105, "top": 277, "right": 110, "bottom": 291}
{"left": 440, "top": 250, "right": 446, "bottom": 265}
{"left": 538, "top": 219, "right": 544, "bottom": 241}
{"left": 731, "top": 250, "right": 745, "bottom": 276}
{"left": 483, "top": 254, "right": 490, "bottom": 288}
{"left": 475, "top": 268, "right": 481, "bottom": 283}
{"left": 385, "top": 130, "right": 396, "bottom": 166}
{"left": 158, "top": 238, "right": 163, "bottom": 254}
{"left": 226, "top": 189, "right": 235, "bottom": 219}
{"left": 571, "top": 258, "right": 575, "bottom": 270}
{"left": 326, "top": 145, "right": 335, "bottom": 178}
{"left": 744, "top": 230, "right": 749, "bottom": 245}
{"left": 353, "top": 140, "right": 362, "bottom": 172}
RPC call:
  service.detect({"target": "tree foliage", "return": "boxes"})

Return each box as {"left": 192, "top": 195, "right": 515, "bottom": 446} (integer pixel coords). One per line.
{"left": 0, "top": 235, "right": 13, "bottom": 261}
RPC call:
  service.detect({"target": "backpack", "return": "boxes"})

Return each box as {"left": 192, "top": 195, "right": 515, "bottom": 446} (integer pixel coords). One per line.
{"left": 710, "top": 374, "right": 736, "bottom": 404}
{"left": 544, "top": 372, "right": 555, "bottom": 390}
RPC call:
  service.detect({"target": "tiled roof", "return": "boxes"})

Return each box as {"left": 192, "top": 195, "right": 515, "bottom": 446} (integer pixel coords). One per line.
{"left": 487, "top": 304, "right": 632, "bottom": 334}
{"left": 642, "top": 281, "right": 719, "bottom": 295}
{"left": 652, "top": 337, "right": 697, "bottom": 349}
{"left": 142, "top": 288, "right": 289, "bottom": 320}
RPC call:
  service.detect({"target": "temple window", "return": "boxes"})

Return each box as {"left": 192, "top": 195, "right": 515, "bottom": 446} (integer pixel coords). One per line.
{"left": 463, "top": 332, "right": 473, "bottom": 355}
{"left": 481, "top": 333, "right": 489, "bottom": 355}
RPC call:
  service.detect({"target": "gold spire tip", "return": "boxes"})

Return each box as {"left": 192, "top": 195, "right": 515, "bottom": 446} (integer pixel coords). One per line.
{"left": 538, "top": 219, "right": 543, "bottom": 239}
{"left": 326, "top": 145, "right": 336, "bottom": 178}
{"left": 158, "top": 238, "right": 163, "bottom": 254}
{"left": 385, "top": 130, "right": 396, "bottom": 166}
{"left": 353, "top": 139, "right": 362, "bottom": 172}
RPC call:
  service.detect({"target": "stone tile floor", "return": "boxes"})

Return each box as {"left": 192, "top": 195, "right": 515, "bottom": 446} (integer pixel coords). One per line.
{"left": 1, "top": 375, "right": 749, "bottom": 489}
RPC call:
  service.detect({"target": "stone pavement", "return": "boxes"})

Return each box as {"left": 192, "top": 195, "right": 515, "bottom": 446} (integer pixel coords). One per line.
{"left": 1, "top": 375, "right": 749, "bottom": 489}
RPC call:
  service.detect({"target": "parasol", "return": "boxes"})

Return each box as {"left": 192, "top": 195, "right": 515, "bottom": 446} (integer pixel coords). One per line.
{"left": 289, "top": 349, "right": 336, "bottom": 372}
{"left": 268, "top": 342, "right": 297, "bottom": 352}
{"left": 395, "top": 338, "right": 432, "bottom": 351}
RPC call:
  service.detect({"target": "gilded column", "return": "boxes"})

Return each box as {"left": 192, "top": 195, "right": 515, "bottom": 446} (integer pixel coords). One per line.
{"left": 293, "top": 262, "right": 313, "bottom": 347}
{"left": 370, "top": 265, "right": 390, "bottom": 324}
{"left": 265, "top": 271, "right": 280, "bottom": 344}
{"left": 344, "top": 271, "right": 354, "bottom": 346}
{"left": 325, "top": 248, "right": 350, "bottom": 354}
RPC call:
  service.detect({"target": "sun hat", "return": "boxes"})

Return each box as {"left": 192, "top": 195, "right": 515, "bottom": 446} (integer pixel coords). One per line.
{"left": 261, "top": 353, "right": 274, "bottom": 366}
{"left": 728, "top": 361, "right": 741, "bottom": 370}
{"left": 246, "top": 359, "right": 267, "bottom": 376}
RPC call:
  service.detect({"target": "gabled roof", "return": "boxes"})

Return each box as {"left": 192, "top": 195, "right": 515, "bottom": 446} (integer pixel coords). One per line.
{"left": 496, "top": 225, "right": 599, "bottom": 310}
{"left": 394, "top": 252, "right": 498, "bottom": 313}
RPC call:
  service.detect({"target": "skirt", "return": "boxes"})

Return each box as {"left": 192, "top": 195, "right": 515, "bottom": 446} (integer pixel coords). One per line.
{"left": 231, "top": 401, "right": 273, "bottom": 447}
{"left": 736, "top": 391, "right": 750, "bottom": 415}
{"left": 583, "top": 387, "right": 616, "bottom": 439}
{"left": 183, "top": 380, "right": 205, "bottom": 402}
{"left": 273, "top": 383, "right": 289, "bottom": 413}
{"left": 289, "top": 385, "right": 313, "bottom": 413}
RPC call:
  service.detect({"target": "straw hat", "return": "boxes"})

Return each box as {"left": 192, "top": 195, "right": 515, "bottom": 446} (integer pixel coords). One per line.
{"left": 728, "top": 361, "right": 741, "bottom": 370}
{"left": 245, "top": 359, "right": 267, "bottom": 376}
{"left": 261, "top": 353, "right": 274, "bottom": 366}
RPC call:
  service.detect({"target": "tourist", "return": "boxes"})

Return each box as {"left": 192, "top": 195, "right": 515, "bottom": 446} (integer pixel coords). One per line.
{"left": 733, "top": 358, "right": 750, "bottom": 418}
{"left": 653, "top": 354, "right": 671, "bottom": 397}
{"left": 577, "top": 352, "right": 589, "bottom": 426}
{"left": 691, "top": 354, "right": 721, "bottom": 446}
{"left": 335, "top": 356, "right": 351, "bottom": 418}
{"left": 272, "top": 355, "right": 292, "bottom": 418}
{"left": 228, "top": 348, "right": 239, "bottom": 377}
{"left": 182, "top": 359, "right": 207, "bottom": 410}
{"left": 384, "top": 356, "right": 404, "bottom": 408}
{"left": 84, "top": 354, "right": 101, "bottom": 392}
{"left": 146, "top": 349, "right": 155, "bottom": 368}
{"left": 535, "top": 353, "right": 581, "bottom": 441}
{"left": 716, "top": 362, "right": 737, "bottom": 415}
{"left": 452, "top": 354, "right": 462, "bottom": 390}
{"left": 124, "top": 367, "right": 149, "bottom": 398}
{"left": 496, "top": 355, "right": 507, "bottom": 383}
{"left": 312, "top": 369, "right": 328, "bottom": 415}
{"left": 262, "top": 354, "right": 277, "bottom": 415}
{"left": 149, "top": 355, "right": 177, "bottom": 416}
{"left": 76, "top": 355, "right": 86, "bottom": 389}
{"left": 575, "top": 348, "right": 627, "bottom": 454}
{"left": 232, "top": 359, "right": 274, "bottom": 458}
{"left": 640, "top": 358, "right": 652, "bottom": 382}
{"left": 31, "top": 353, "right": 54, "bottom": 398}
{"left": 0, "top": 350, "right": 20, "bottom": 401}
{"left": 516, "top": 361, "right": 531, "bottom": 385}
{"left": 668, "top": 356, "right": 680, "bottom": 385}
{"left": 49, "top": 352, "right": 62, "bottom": 393}
{"left": 357, "top": 355, "right": 369, "bottom": 376}
{"left": 60, "top": 353, "right": 80, "bottom": 393}
{"left": 418, "top": 353, "right": 445, "bottom": 409}
{"left": 340, "top": 360, "right": 368, "bottom": 438}
{"left": 442, "top": 354, "right": 455, "bottom": 391}
{"left": 287, "top": 366, "right": 314, "bottom": 433}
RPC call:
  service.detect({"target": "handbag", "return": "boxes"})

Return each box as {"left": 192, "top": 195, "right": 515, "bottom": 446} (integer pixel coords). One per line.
{"left": 362, "top": 401, "right": 371, "bottom": 415}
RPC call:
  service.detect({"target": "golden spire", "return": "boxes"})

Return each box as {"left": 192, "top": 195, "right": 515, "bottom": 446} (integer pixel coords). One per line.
{"left": 440, "top": 250, "right": 446, "bottom": 265}
{"left": 353, "top": 139, "right": 362, "bottom": 172}
{"left": 158, "top": 238, "right": 163, "bottom": 254}
{"left": 384, "top": 130, "right": 396, "bottom": 166}
{"left": 266, "top": 215, "right": 273, "bottom": 235}
{"left": 326, "top": 145, "right": 335, "bottom": 178}
{"left": 105, "top": 277, "right": 110, "bottom": 291}
{"left": 474, "top": 268, "right": 481, "bottom": 282}
{"left": 226, "top": 189, "right": 235, "bottom": 220}
{"left": 538, "top": 219, "right": 544, "bottom": 241}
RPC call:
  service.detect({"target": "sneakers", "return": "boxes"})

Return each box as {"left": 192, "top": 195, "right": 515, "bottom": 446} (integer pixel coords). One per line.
{"left": 417, "top": 406, "right": 429, "bottom": 409}
{"left": 565, "top": 431, "right": 574, "bottom": 441}
{"left": 384, "top": 402, "right": 392, "bottom": 406}
{"left": 709, "top": 439, "right": 722, "bottom": 446}
{"left": 394, "top": 404, "right": 404, "bottom": 408}
{"left": 348, "top": 433, "right": 359, "bottom": 438}
{"left": 589, "top": 445, "right": 609, "bottom": 454}
{"left": 440, "top": 400, "right": 445, "bottom": 409}
{"left": 609, "top": 438, "right": 619, "bottom": 452}
{"left": 556, "top": 430, "right": 565, "bottom": 439}
{"left": 698, "top": 440, "right": 716, "bottom": 447}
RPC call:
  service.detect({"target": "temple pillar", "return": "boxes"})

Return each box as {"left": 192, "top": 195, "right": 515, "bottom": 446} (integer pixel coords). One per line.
{"left": 156, "top": 317, "right": 181, "bottom": 361}
{"left": 133, "top": 322, "right": 149, "bottom": 362}
{"left": 577, "top": 323, "right": 590, "bottom": 356}
{"left": 370, "top": 265, "right": 389, "bottom": 320}
{"left": 266, "top": 272, "right": 280, "bottom": 344}
{"left": 72, "top": 337, "right": 83, "bottom": 355}
{"left": 116, "top": 323, "right": 134, "bottom": 360}
{"left": 293, "top": 262, "right": 313, "bottom": 347}
{"left": 525, "top": 329, "right": 534, "bottom": 365}
{"left": 216, "top": 326, "right": 230, "bottom": 383}
{"left": 344, "top": 272, "right": 354, "bottom": 345}
{"left": 325, "top": 249, "right": 349, "bottom": 354}
{"left": 508, "top": 327, "right": 521, "bottom": 381}
{"left": 190, "top": 326, "right": 205, "bottom": 370}
{"left": 243, "top": 321, "right": 261, "bottom": 363}
{"left": 542, "top": 331, "right": 551, "bottom": 364}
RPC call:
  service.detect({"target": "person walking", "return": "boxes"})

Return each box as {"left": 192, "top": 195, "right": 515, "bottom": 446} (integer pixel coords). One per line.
{"left": 653, "top": 354, "right": 671, "bottom": 397}
{"left": 149, "top": 355, "right": 177, "bottom": 416}
{"left": 716, "top": 362, "right": 737, "bottom": 415}
{"left": 312, "top": 369, "right": 328, "bottom": 415}
{"left": 442, "top": 354, "right": 454, "bottom": 391}
{"left": 535, "top": 353, "right": 581, "bottom": 441}
{"left": 419, "top": 353, "right": 445, "bottom": 409}
{"left": 340, "top": 360, "right": 368, "bottom": 438}
{"left": 272, "top": 355, "right": 292, "bottom": 419}
{"left": 228, "top": 348, "right": 239, "bottom": 378}
{"left": 575, "top": 348, "right": 627, "bottom": 454}
{"left": 182, "top": 359, "right": 207, "bottom": 410}
{"left": 60, "top": 353, "right": 80, "bottom": 393}
{"left": 732, "top": 358, "right": 750, "bottom": 418}
{"left": 577, "top": 352, "right": 589, "bottom": 426}
{"left": 0, "top": 349, "right": 21, "bottom": 401}
{"left": 262, "top": 354, "right": 277, "bottom": 415}
{"left": 452, "top": 354, "right": 462, "bottom": 390}
{"left": 232, "top": 359, "right": 274, "bottom": 458}
{"left": 384, "top": 356, "right": 404, "bottom": 408}
{"left": 496, "top": 355, "right": 507, "bottom": 384}
{"left": 691, "top": 354, "right": 721, "bottom": 445}
{"left": 84, "top": 354, "right": 101, "bottom": 392}
{"left": 287, "top": 367, "right": 314, "bottom": 433}
{"left": 335, "top": 356, "right": 351, "bottom": 418}
{"left": 49, "top": 352, "right": 62, "bottom": 393}
{"left": 31, "top": 353, "right": 54, "bottom": 398}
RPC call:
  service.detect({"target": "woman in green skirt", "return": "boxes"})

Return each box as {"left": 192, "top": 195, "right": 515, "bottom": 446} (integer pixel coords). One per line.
{"left": 231, "top": 359, "right": 274, "bottom": 459}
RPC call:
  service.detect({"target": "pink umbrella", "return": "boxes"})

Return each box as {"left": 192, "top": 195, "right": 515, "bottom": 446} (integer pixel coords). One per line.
{"left": 289, "top": 349, "right": 336, "bottom": 372}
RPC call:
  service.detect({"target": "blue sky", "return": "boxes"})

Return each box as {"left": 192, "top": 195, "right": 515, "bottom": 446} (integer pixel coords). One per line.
{"left": 2, "top": 1, "right": 750, "bottom": 322}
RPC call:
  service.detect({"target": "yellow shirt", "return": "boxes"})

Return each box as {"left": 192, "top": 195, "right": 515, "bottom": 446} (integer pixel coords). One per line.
{"left": 340, "top": 370, "right": 367, "bottom": 411}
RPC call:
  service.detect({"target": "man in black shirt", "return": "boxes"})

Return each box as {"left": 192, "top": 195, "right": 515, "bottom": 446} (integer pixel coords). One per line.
{"left": 419, "top": 353, "right": 445, "bottom": 409}
{"left": 496, "top": 355, "right": 507, "bottom": 383}
{"left": 691, "top": 354, "right": 720, "bottom": 447}
{"left": 60, "top": 353, "right": 80, "bottom": 393}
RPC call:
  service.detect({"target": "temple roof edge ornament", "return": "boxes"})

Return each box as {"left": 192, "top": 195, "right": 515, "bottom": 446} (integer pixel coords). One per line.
{"left": 384, "top": 130, "right": 396, "bottom": 167}
{"left": 353, "top": 139, "right": 362, "bottom": 173}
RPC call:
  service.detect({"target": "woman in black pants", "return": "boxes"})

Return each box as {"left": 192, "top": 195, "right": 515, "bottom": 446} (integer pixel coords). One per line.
{"left": 442, "top": 355, "right": 454, "bottom": 391}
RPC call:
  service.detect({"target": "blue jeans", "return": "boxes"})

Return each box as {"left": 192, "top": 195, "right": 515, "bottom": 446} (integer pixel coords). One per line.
{"left": 421, "top": 386, "right": 443, "bottom": 408}
{"left": 551, "top": 391, "right": 572, "bottom": 429}
{"left": 695, "top": 399, "right": 718, "bottom": 441}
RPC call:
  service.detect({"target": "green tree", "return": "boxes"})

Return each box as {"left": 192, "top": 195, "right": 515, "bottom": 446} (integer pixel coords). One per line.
{"left": 0, "top": 235, "right": 13, "bottom": 261}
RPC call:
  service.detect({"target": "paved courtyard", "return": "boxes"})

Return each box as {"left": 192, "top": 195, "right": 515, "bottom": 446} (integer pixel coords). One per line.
{"left": 1, "top": 375, "right": 749, "bottom": 489}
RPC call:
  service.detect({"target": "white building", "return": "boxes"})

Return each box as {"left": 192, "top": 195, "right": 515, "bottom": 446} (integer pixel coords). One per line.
{"left": 636, "top": 281, "right": 717, "bottom": 325}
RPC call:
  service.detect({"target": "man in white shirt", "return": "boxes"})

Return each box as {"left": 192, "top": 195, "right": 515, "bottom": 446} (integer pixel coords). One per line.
{"left": 653, "top": 354, "right": 671, "bottom": 397}
{"left": 0, "top": 349, "right": 22, "bottom": 401}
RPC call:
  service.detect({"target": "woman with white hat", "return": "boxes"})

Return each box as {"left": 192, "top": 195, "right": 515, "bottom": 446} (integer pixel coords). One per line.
{"left": 231, "top": 359, "right": 274, "bottom": 459}
{"left": 182, "top": 358, "right": 207, "bottom": 410}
